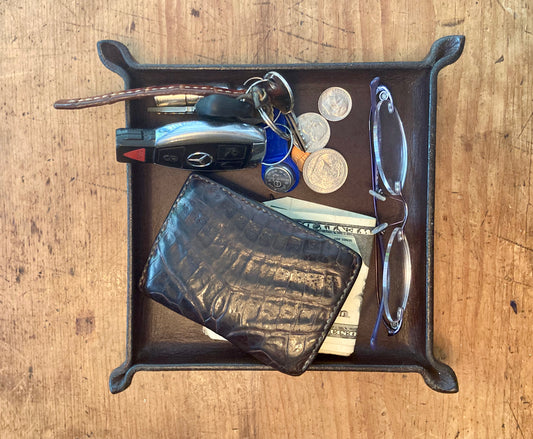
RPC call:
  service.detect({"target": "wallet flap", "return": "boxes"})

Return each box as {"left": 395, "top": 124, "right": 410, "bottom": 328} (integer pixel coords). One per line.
{"left": 140, "top": 173, "right": 362, "bottom": 375}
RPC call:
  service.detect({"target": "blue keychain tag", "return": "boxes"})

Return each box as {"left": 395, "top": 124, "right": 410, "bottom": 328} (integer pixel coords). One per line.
{"left": 261, "top": 113, "right": 300, "bottom": 192}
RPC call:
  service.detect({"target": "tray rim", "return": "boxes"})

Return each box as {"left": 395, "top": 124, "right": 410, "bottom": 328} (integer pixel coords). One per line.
{"left": 103, "top": 35, "right": 466, "bottom": 394}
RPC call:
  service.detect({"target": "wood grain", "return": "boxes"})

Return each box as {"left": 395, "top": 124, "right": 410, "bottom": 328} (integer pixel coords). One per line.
{"left": 0, "top": 0, "right": 531, "bottom": 438}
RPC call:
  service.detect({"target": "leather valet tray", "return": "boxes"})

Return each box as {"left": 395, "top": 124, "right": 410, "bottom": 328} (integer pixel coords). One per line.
{"left": 103, "top": 35, "right": 465, "bottom": 393}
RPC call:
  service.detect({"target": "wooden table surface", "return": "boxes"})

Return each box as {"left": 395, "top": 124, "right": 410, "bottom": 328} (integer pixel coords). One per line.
{"left": 1, "top": 1, "right": 531, "bottom": 437}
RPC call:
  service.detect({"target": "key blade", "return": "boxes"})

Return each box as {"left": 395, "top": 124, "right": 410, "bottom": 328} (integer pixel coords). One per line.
{"left": 154, "top": 94, "right": 203, "bottom": 107}
{"left": 286, "top": 112, "right": 308, "bottom": 152}
{"left": 147, "top": 106, "right": 196, "bottom": 114}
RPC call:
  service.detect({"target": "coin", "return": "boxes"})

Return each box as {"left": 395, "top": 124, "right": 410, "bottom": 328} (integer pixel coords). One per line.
{"left": 302, "top": 148, "right": 348, "bottom": 194}
{"left": 318, "top": 87, "right": 353, "bottom": 121}
{"left": 296, "top": 112, "right": 331, "bottom": 153}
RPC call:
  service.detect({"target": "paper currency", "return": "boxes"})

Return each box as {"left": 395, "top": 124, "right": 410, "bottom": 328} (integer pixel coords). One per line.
{"left": 264, "top": 197, "right": 375, "bottom": 356}
{"left": 202, "top": 326, "right": 227, "bottom": 341}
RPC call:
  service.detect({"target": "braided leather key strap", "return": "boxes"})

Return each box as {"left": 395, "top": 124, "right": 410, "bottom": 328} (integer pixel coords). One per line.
{"left": 54, "top": 84, "right": 246, "bottom": 109}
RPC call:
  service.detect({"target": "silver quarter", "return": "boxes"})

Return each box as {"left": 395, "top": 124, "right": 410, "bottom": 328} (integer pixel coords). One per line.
{"left": 302, "top": 148, "right": 348, "bottom": 194}
{"left": 318, "top": 87, "right": 353, "bottom": 121}
{"left": 296, "top": 112, "right": 331, "bottom": 153}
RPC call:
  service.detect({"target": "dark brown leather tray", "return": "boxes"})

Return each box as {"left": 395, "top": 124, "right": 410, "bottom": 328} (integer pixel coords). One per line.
{"left": 104, "top": 35, "right": 465, "bottom": 393}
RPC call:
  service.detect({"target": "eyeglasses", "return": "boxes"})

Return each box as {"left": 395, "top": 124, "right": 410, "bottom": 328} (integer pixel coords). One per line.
{"left": 368, "top": 77, "right": 411, "bottom": 347}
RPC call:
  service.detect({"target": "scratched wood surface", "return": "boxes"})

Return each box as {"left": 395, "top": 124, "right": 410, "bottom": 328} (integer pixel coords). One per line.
{"left": 1, "top": 0, "right": 531, "bottom": 438}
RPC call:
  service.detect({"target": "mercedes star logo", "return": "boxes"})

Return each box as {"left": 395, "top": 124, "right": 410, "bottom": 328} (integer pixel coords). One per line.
{"left": 186, "top": 151, "right": 214, "bottom": 167}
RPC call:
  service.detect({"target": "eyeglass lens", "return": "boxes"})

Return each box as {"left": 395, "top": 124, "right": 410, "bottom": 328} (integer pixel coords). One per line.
{"left": 372, "top": 87, "right": 408, "bottom": 196}
{"left": 382, "top": 227, "right": 411, "bottom": 332}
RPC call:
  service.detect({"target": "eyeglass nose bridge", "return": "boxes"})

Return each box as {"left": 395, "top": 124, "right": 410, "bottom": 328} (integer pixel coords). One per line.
{"left": 369, "top": 189, "right": 409, "bottom": 235}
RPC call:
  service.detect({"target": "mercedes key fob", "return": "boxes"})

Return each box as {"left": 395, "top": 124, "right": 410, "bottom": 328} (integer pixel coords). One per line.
{"left": 116, "top": 120, "right": 266, "bottom": 170}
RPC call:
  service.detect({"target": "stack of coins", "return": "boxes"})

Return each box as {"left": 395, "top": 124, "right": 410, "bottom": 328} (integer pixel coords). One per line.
{"left": 296, "top": 86, "right": 353, "bottom": 193}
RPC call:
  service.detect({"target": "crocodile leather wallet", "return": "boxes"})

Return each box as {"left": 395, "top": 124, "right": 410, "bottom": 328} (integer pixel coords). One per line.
{"left": 140, "top": 173, "right": 362, "bottom": 375}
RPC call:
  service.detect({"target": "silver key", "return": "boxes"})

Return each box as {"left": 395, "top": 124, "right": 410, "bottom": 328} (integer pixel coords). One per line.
{"left": 262, "top": 71, "right": 308, "bottom": 152}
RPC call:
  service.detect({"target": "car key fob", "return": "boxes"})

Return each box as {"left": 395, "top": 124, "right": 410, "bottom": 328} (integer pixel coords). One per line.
{"left": 195, "top": 94, "right": 261, "bottom": 123}
{"left": 116, "top": 120, "right": 266, "bottom": 171}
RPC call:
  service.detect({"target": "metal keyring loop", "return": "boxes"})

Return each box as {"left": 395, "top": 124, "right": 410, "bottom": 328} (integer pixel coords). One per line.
{"left": 245, "top": 78, "right": 270, "bottom": 95}
{"left": 243, "top": 76, "right": 263, "bottom": 87}
{"left": 261, "top": 125, "right": 295, "bottom": 166}
{"left": 257, "top": 105, "right": 291, "bottom": 139}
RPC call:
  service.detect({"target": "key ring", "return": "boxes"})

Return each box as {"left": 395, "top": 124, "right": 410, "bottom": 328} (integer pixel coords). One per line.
{"left": 261, "top": 124, "right": 295, "bottom": 166}
{"left": 243, "top": 73, "right": 293, "bottom": 141}
{"left": 244, "top": 77, "right": 270, "bottom": 93}
{"left": 257, "top": 106, "right": 291, "bottom": 139}
{"left": 250, "top": 86, "right": 291, "bottom": 140}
